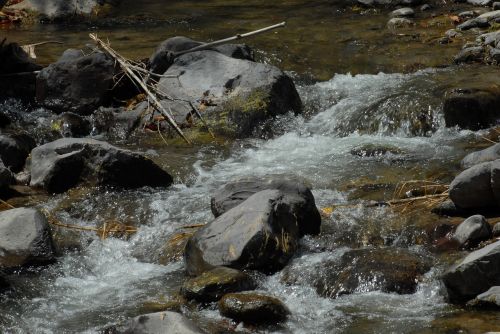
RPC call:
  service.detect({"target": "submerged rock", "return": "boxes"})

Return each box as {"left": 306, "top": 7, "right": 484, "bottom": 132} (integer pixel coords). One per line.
{"left": 30, "top": 138, "right": 173, "bottom": 193}
{"left": 6, "top": 0, "right": 121, "bottom": 20}
{"left": 181, "top": 266, "right": 256, "bottom": 302}
{"left": 442, "top": 240, "right": 500, "bottom": 303}
{"left": 0, "top": 207, "right": 55, "bottom": 268}
{"left": 53, "top": 112, "right": 91, "bottom": 138}
{"left": 158, "top": 50, "right": 302, "bottom": 138}
{"left": 210, "top": 178, "right": 321, "bottom": 236}
{"left": 185, "top": 189, "right": 301, "bottom": 276}
{"left": 36, "top": 49, "right": 116, "bottom": 115}
{"left": 387, "top": 17, "right": 415, "bottom": 30}
{"left": 112, "top": 311, "right": 204, "bottom": 334}
{"left": 452, "top": 215, "right": 492, "bottom": 249}
{"left": 283, "top": 248, "right": 431, "bottom": 298}
{"left": 443, "top": 88, "right": 500, "bottom": 130}
{"left": 0, "top": 133, "right": 36, "bottom": 173}
{"left": 218, "top": 292, "right": 290, "bottom": 324}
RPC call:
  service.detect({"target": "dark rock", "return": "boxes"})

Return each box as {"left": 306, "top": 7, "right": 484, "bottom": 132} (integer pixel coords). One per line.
{"left": 54, "top": 112, "right": 91, "bottom": 138}
{"left": 443, "top": 88, "right": 500, "bottom": 130}
{"left": 461, "top": 143, "right": 500, "bottom": 169}
{"left": 0, "top": 40, "right": 42, "bottom": 75}
{"left": 442, "top": 240, "right": 500, "bottom": 303}
{"left": 158, "top": 50, "right": 302, "bottom": 138}
{"left": 180, "top": 267, "right": 256, "bottom": 302}
{"left": 0, "top": 160, "right": 14, "bottom": 189}
{"left": 0, "top": 207, "right": 55, "bottom": 268}
{"left": 390, "top": 7, "right": 415, "bottom": 17}
{"left": 494, "top": 1, "right": 500, "bottom": 9}
{"left": 467, "top": 285, "right": 500, "bottom": 307}
{"left": 454, "top": 46, "right": 485, "bottom": 64}
{"left": 0, "top": 275, "right": 8, "bottom": 291}
{"left": 113, "top": 311, "right": 204, "bottom": 334}
{"left": 6, "top": 0, "right": 121, "bottom": 19}
{"left": 90, "top": 107, "right": 144, "bottom": 139}
{"left": 283, "top": 248, "right": 431, "bottom": 298}
{"left": 185, "top": 189, "right": 301, "bottom": 276}
{"left": 210, "top": 178, "right": 321, "bottom": 236}
{"left": 449, "top": 161, "right": 495, "bottom": 209}
{"left": 0, "top": 112, "right": 10, "bottom": 128}
{"left": 420, "top": 4, "right": 431, "bottom": 10}
{"left": 431, "top": 200, "right": 469, "bottom": 216}
{"left": 36, "top": 50, "right": 116, "bottom": 115}
{"left": 149, "top": 36, "right": 254, "bottom": 75}
{"left": 452, "top": 215, "right": 492, "bottom": 248}
{"left": 218, "top": 293, "right": 290, "bottom": 324}
{"left": 493, "top": 222, "right": 500, "bottom": 236}
{"left": 30, "top": 138, "right": 173, "bottom": 193}
{"left": 0, "top": 133, "right": 36, "bottom": 173}
{"left": 387, "top": 17, "right": 415, "bottom": 30}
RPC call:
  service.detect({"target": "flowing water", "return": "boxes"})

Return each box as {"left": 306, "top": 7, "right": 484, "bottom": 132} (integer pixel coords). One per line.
{"left": 2, "top": 1, "right": 500, "bottom": 333}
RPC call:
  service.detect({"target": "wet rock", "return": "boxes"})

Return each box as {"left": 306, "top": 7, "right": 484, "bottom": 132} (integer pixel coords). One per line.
{"left": 494, "top": 1, "right": 500, "bottom": 9}
{"left": 350, "top": 143, "right": 402, "bottom": 157}
{"left": 54, "top": 112, "right": 91, "bottom": 138}
{"left": 158, "top": 50, "right": 302, "bottom": 138}
{"left": 0, "top": 207, "right": 55, "bottom": 268}
{"left": 185, "top": 189, "right": 301, "bottom": 276}
{"left": 6, "top": 0, "right": 121, "bottom": 20}
{"left": 449, "top": 161, "right": 496, "bottom": 209}
{"left": 461, "top": 143, "right": 500, "bottom": 169}
{"left": 457, "top": 10, "right": 500, "bottom": 30}
{"left": 149, "top": 36, "right": 254, "bottom": 75}
{"left": 390, "top": 7, "right": 415, "bottom": 17}
{"left": 218, "top": 293, "right": 290, "bottom": 324}
{"left": 36, "top": 50, "right": 116, "bottom": 115}
{"left": 467, "top": 286, "right": 500, "bottom": 307}
{"left": 454, "top": 46, "right": 485, "bottom": 64}
{"left": 443, "top": 88, "right": 500, "bottom": 130}
{"left": 30, "top": 138, "right": 173, "bottom": 193}
{"left": 0, "top": 112, "right": 10, "bottom": 128}
{"left": 112, "top": 311, "right": 204, "bottom": 334}
{"left": 284, "top": 248, "right": 431, "bottom": 298}
{"left": 0, "top": 275, "right": 9, "bottom": 291}
{"left": 387, "top": 17, "right": 415, "bottom": 30}
{"left": 210, "top": 178, "right": 321, "bottom": 236}
{"left": 0, "top": 160, "right": 14, "bottom": 189}
{"left": 493, "top": 222, "right": 500, "bottom": 236}
{"left": 90, "top": 107, "right": 144, "bottom": 139}
{"left": 452, "top": 215, "right": 492, "bottom": 249}
{"left": 181, "top": 267, "right": 256, "bottom": 302}
{"left": 0, "top": 133, "right": 36, "bottom": 173}
{"left": 467, "top": 0, "right": 492, "bottom": 5}
{"left": 442, "top": 239, "right": 500, "bottom": 303}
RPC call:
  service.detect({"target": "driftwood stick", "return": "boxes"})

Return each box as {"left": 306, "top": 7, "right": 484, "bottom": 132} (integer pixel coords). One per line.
{"left": 89, "top": 33, "right": 191, "bottom": 144}
{"left": 174, "top": 21, "right": 286, "bottom": 57}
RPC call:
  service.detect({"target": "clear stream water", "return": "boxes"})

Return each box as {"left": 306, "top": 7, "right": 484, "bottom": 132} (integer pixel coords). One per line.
{"left": 2, "top": 1, "right": 500, "bottom": 333}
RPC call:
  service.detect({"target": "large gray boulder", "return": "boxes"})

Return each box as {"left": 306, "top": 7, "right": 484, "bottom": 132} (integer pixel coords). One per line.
{"left": 113, "top": 311, "right": 204, "bottom": 334}
{"left": 149, "top": 36, "right": 254, "bottom": 75}
{"left": 449, "top": 161, "right": 496, "bottom": 209}
{"left": 30, "top": 138, "right": 173, "bottom": 193}
{"left": 36, "top": 50, "right": 115, "bottom": 115}
{"left": 157, "top": 50, "right": 302, "bottom": 138}
{"left": 443, "top": 88, "right": 500, "bottom": 130}
{"left": 443, "top": 240, "right": 500, "bottom": 303}
{"left": 0, "top": 208, "right": 55, "bottom": 268}
{"left": 0, "top": 133, "right": 36, "bottom": 173}
{"left": 452, "top": 215, "right": 492, "bottom": 249}
{"left": 210, "top": 178, "right": 321, "bottom": 236}
{"left": 185, "top": 189, "right": 301, "bottom": 276}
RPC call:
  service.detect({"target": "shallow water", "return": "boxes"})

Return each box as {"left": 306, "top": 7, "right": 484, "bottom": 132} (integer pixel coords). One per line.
{"left": 1, "top": 1, "right": 500, "bottom": 333}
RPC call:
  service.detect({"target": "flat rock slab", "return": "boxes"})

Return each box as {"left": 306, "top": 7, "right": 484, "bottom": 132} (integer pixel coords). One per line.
{"left": 0, "top": 207, "right": 55, "bottom": 268}
{"left": 443, "top": 240, "right": 500, "bottom": 303}
{"left": 30, "top": 138, "right": 173, "bottom": 193}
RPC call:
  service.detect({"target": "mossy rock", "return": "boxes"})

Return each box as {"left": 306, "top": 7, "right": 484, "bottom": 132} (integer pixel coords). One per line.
{"left": 181, "top": 266, "right": 257, "bottom": 302}
{"left": 218, "top": 292, "right": 290, "bottom": 324}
